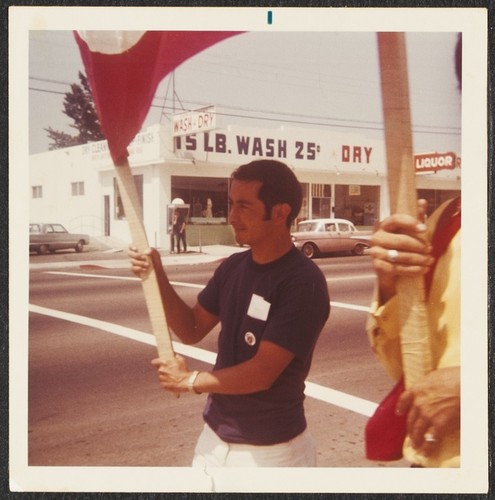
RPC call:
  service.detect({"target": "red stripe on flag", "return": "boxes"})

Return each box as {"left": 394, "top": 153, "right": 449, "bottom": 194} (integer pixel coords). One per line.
{"left": 74, "top": 31, "right": 242, "bottom": 165}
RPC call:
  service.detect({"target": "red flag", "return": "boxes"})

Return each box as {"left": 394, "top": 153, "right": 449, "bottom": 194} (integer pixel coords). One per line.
{"left": 74, "top": 31, "right": 242, "bottom": 165}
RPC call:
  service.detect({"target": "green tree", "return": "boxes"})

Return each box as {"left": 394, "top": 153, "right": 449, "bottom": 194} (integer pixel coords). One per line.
{"left": 45, "top": 71, "right": 104, "bottom": 150}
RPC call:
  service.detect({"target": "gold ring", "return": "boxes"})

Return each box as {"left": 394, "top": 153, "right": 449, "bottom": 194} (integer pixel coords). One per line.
{"left": 424, "top": 433, "right": 437, "bottom": 443}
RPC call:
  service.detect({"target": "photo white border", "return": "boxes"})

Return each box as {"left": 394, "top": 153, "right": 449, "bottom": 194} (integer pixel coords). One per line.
{"left": 9, "top": 6, "right": 488, "bottom": 493}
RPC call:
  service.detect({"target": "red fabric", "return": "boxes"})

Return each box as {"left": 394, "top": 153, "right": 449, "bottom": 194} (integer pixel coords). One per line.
{"left": 74, "top": 31, "right": 242, "bottom": 165}
{"left": 424, "top": 197, "right": 461, "bottom": 296}
{"left": 365, "top": 378, "right": 408, "bottom": 461}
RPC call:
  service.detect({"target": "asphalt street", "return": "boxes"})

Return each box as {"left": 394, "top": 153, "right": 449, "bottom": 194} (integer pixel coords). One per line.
{"left": 26, "top": 244, "right": 410, "bottom": 474}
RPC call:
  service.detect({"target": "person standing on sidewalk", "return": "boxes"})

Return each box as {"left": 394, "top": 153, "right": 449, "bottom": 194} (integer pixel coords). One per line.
{"left": 172, "top": 208, "right": 187, "bottom": 254}
{"left": 169, "top": 209, "right": 177, "bottom": 253}
{"left": 129, "top": 159, "right": 330, "bottom": 467}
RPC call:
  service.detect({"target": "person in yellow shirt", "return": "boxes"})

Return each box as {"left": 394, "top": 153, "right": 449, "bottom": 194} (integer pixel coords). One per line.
{"left": 367, "top": 34, "right": 462, "bottom": 467}
{"left": 367, "top": 197, "right": 460, "bottom": 467}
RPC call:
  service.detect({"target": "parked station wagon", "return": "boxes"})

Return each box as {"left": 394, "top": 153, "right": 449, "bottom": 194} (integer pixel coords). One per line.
{"left": 29, "top": 223, "right": 90, "bottom": 255}
{"left": 291, "top": 218, "right": 371, "bottom": 258}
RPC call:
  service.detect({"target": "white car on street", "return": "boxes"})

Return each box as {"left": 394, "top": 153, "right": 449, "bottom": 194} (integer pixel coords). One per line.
{"left": 291, "top": 218, "right": 371, "bottom": 258}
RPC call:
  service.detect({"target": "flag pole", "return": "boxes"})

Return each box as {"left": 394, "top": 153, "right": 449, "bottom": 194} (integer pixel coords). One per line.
{"left": 377, "top": 32, "right": 432, "bottom": 388}
{"left": 73, "top": 30, "right": 243, "bottom": 363}
{"left": 114, "top": 159, "right": 175, "bottom": 361}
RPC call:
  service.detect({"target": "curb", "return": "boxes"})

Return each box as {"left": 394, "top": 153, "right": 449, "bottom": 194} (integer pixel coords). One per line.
{"left": 29, "top": 245, "right": 246, "bottom": 271}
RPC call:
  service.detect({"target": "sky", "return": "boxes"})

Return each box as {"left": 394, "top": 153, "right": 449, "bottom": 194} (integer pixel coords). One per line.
{"left": 29, "top": 30, "right": 461, "bottom": 156}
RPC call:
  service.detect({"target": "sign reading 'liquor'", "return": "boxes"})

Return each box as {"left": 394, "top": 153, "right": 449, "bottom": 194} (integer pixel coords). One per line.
{"left": 414, "top": 152, "right": 457, "bottom": 174}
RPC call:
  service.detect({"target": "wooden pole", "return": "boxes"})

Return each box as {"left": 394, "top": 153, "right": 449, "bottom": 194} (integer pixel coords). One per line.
{"left": 377, "top": 32, "right": 432, "bottom": 388}
{"left": 113, "top": 160, "right": 175, "bottom": 360}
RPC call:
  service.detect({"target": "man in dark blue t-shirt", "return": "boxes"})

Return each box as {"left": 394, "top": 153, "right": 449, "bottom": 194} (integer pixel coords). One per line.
{"left": 130, "top": 159, "right": 330, "bottom": 467}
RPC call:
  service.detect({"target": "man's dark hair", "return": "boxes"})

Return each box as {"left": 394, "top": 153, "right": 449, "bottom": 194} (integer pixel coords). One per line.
{"left": 231, "top": 159, "right": 302, "bottom": 228}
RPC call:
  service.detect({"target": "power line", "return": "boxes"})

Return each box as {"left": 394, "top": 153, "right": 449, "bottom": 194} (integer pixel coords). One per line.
{"left": 154, "top": 98, "right": 460, "bottom": 134}
{"left": 154, "top": 101, "right": 460, "bottom": 137}
{"left": 30, "top": 86, "right": 69, "bottom": 96}
{"left": 30, "top": 76, "right": 73, "bottom": 86}
{"left": 29, "top": 84, "right": 461, "bottom": 137}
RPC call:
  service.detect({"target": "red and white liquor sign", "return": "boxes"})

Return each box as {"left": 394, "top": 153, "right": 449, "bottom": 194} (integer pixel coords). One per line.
{"left": 414, "top": 152, "right": 458, "bottom": 174}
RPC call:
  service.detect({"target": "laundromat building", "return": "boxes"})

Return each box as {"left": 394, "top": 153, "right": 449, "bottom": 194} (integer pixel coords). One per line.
{"left": 29, "top": 119, "right": 461, "bottom": 250}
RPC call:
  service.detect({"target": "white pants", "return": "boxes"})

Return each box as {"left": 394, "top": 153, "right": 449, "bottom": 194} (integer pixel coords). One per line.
{"left": 192, "top": 423, "right": 317, "bottom": 467}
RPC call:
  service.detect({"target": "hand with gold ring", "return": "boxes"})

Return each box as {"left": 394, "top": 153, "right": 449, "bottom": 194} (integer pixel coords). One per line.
{"left": 423, "top": 432, "right": 438, "bottom": 444}
{"left": 395, "top": 366, "right": 460, "bottom": 457}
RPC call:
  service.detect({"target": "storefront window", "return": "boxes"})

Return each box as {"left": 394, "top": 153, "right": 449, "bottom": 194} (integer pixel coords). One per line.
{"left": 297, "top": 183, "right": 309, "bottom": 224}
{"left": 311, "top": 184, "right": 331, "bottom": 219}
{"left": 417, "top": 189, "right": 461, "bottom": 218}
{"left": 171, "top": 176, "right": 229, "bottom": 223}
{"left": 334, "top": 184, "right": 380, "bottom": 227}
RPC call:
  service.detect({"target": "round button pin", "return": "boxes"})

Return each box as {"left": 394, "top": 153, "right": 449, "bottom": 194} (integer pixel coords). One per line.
{"left": 244, "top": 331, "right": 256, "bottom": 346}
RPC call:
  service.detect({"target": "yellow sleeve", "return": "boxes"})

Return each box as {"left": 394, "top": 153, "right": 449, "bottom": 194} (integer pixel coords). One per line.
{"left": 429, "top": 231, "right": 461, "bottom": 369}
{"left": 367, "top": 287, "right": 403, "bottom": 381}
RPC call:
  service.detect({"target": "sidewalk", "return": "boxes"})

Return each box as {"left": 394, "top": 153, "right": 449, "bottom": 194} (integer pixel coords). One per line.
{"left": 29, "top": 244, "right": 247, "bottom": 271}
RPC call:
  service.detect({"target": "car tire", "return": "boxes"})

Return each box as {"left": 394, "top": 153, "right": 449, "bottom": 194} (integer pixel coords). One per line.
{"left": 38, "top": 244, "right": 49, "bottom": 255}
{"left": 352, "top": 244, "right": 366, "bottom": 256}
{"left": 75, "top": 240, "right": 84, "bottom": 253}
{"left": 302, "top": 242, "right": 317, "bottom": 259}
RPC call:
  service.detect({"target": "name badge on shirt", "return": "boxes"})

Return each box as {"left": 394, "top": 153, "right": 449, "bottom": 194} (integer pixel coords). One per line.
{"left": 247, "top": 293, "right": 271, "bottom": 321}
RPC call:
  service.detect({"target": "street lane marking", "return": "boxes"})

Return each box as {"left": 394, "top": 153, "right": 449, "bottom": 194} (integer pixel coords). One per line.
{"left": 326, "top": 274, "right": 375, "bottom": 282}
{"left": 44, "top": 271, "right": 372, "bottom": 311}
{"left": 330, "top": 301, "right": 371, "bottom": 313}
{"left": 45, "top": 271, "right": 205, "bottom": 289}
{"left": 168, "top": 281, "right": 204, "bottom": 290}
{"left": 305, "top": 382, "right": 377, "bottom": 417}
{"left": 46, "top": 271, "right": 139, "bottom": 281}
{"left": 29, "top": 304, "right": 378, "bottom": 417}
